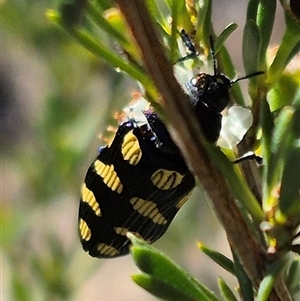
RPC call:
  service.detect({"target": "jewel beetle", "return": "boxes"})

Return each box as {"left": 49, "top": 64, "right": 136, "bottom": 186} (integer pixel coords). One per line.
{"left": 78, "top": 35, "right": 263, "bottom": 258}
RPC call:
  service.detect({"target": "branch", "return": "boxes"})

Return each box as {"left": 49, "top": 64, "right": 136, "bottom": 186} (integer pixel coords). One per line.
{"left": 113, "top": 0, "right": 274, "bottom": 294}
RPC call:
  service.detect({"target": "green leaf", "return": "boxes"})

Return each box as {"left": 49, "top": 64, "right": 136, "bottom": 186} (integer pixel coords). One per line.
{"left": 215, "top": 23, "right": 238, "bottom": 54}
{"left": 64, "top": 25, "right": 157, "bottom": 99}
{"left": 133, "top": 274, "right": 205, "bottom": 301}
{"left": 290, "top": 245, "right": 300, "bottom": 255}
{"left": 168, "top": 0, "right": 184, "bottom": 62}
{"left": 48, "top": 9, "right": 158, "bottom": 100}
{"left": 280, "top": 0, "right": 300, "bottom": 25}
{"left": 195, "top": 0, "right": 212, "bottom": 49}
{"left": 205, "top": 145, "right": 264, "bottom": 223}
{"left": 268, "top": 72, "right": 300, "bottom": 111}
{"left": 286, "top": 257, "right": 300, "bottom": 291}
{"left": 246, "top": 0, "right": 259, "bottom": 22}
{"left": 218, "top": 46, "right": 245, "bottom": 106}
{"left": 199, "top": 242, "right": 235, "bottom": 275}
{"left": 257, "top": 0, "right": 276, "bottom": 67}
{"left": 60, "top": 0, "right": 87, "bottom": 28}
{"left": 267, "top": 12, "right": 300, "bottom": 86}
{"left": 146, "top": 0, "right": 170, "bottom": 34}
{"left": 278, "top": 142, "right": 300, "bottom": 218}
{"left": 260, "top": 97, "right": 274, "bottom": 165}
{"left": 287, "top": 40, "right": 300, "bottom": 63}
{"left": 232, "top": 251, "right": 254, "bottom": 301}
{"left": 264, "top": 106, "right": 295, "bottom": 204}
{"left": 243, "top": 19, "right": 261, "bottom": 75}
{"left": 165, "top": 0, "right": 193, "bottom": 34}
{"left": 87, "top": 3, "right": 147, "bottom": 67}
{"left": 86, "top": 2, "right": 129, "bottom": 46}
{"left": 218, "top": 277, "right": 238, "bottom": 301}
{"left": 129, "top": 234, "right": 219, "bottom": 301}
{"left": 257, "top": 256, "right": 289, "bottom": 301}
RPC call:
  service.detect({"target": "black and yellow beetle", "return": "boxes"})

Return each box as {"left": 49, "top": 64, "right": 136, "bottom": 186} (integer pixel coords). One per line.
{"left": 78, "top": 35, "right": 263, "bottom": 258}
{"left": 79, "top": 109, "right": 195, "bottom": 258}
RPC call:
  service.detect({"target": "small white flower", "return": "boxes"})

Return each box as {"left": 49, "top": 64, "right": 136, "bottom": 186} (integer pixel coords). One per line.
{"left": 218, "top": 106, "right": 253, "bottom": 149}
{"left": 123, "top": 96, "right": 149, "bottom": 125}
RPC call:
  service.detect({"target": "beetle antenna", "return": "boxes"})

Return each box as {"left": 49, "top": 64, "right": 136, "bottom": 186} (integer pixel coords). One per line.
{"left": 231, "top": 71, "right": 264, "bottom": 84}
{"left": 180, "top": 29, "right": 197, "bottom": 55}
{"left": 177, "top": 29, "right": 198, "bottom": 63}
{"left": 209, "top": 35, "right": 218, "bottom": 76}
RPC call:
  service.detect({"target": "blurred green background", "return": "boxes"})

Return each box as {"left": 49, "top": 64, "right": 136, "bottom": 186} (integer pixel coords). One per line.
{"left": 1, "top": 1, "right": 285, "bottom": 300}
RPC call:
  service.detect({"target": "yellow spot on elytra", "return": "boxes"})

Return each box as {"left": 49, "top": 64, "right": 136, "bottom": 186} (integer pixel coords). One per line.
{"left": 79, "top": 218, "right": 91, "bottom": 241}
{"left": 94, "top": 160, "right": 123, "bottom": 194}
{"left": 114, "top": 227, "right": 152, "bottom": 243}
{"left": 97, "top": 243, "right": 119, "bottom": 257}
{"left": 114, "top": 227, "right": 129, "bottom": 236}
{"left": 81, "top": 183, "right": 101, "bottom": 216}
{"left": 121, "top": 130, "right": 142, "bottom": 165}
{"left": 176, "top": 190, "right": 193, "bottom": 209}
{"left": 130, "top": 197, "right": 167, "bottom": 225}
{"left": 151, "top": 169, "right": 184, "bottom": 190}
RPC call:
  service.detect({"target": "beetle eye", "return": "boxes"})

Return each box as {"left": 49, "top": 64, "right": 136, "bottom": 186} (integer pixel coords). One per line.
{"left": 190, "top": 77, "right": 198, "bottom": 86}
{"left": 216, "top": 77, "right": 224, "bottom": 84}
